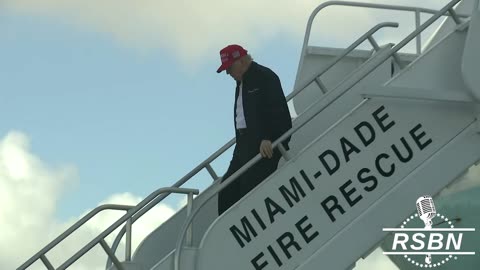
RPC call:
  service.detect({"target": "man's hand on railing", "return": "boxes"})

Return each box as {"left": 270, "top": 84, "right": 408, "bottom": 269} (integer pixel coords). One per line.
{"left": 260, "top": 140, "right": 273, "bottom": 159}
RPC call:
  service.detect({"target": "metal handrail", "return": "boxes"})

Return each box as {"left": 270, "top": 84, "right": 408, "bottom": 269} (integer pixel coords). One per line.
{"left": 105, "top": 21, "right": 398, "bottom": 270}
{"left": 293, "top": 0, "right": 470, "bottom": 87}
{"left": 17, "top": 187, "right": 198, "bottom": 270}
{"left": 18, "top": 204, "right": 133, "bottom": 270}
{"left": 289, "top": 22, "right": 398, "bottom": 98}
{"left": 55, "top": 187, "right": 199, "bottom": 270}
{"left": 301, "top": 1, "right": 470, "bottom": 58}
{"left": 173, "top": 0, "right": 465, "bottom": 269}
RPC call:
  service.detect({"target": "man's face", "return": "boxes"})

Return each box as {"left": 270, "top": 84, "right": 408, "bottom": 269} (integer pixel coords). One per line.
{"left": 226, "top": 59, "right": 243, "bottom": 81}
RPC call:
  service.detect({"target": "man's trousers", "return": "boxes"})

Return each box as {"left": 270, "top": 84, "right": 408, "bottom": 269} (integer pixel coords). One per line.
{"left": 218, "top": 132, "right": 282, "bottom": 215}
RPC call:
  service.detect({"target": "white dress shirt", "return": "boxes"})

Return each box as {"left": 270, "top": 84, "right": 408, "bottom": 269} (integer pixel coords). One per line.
{"left": 235, "top": 81, "right": 247, "bottom": 129}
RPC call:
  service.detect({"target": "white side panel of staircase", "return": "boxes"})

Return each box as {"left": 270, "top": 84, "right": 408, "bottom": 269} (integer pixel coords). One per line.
{"left": 297, "top": 27, "right": 479, "bottom": 270}
{"left": 298, "top": 117, "right": 480, "bottom": 270}
{"left": 388, "top": 30, "right": 469, "bottom": 92}
{"left": 423, "top": 0, "right": 475, "bottom": 51}
{"left": 195, "top": 97, "right": 476, "bottom": 270}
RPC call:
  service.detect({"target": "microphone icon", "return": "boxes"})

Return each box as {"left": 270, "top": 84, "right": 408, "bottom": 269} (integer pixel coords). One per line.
{"left": 416, "top": 195, "right": 437, "bottom": 264}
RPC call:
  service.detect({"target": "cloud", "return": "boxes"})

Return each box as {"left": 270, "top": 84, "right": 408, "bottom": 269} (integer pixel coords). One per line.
{"left": 2, "top": 0, "right": 451, "bottom": 66}
{"left": 0, "top": 131, "right": 74, "bottom": 270}
{"left": 0, "top": 131, "right": 175, "bottom": 270}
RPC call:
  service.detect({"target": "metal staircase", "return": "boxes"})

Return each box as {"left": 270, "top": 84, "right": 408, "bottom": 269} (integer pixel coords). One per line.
{"left": 18, "top": 0, "right": 479, "bottom": 270}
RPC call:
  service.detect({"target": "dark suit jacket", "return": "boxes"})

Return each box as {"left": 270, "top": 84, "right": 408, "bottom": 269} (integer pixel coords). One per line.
{"left": 233, "top": 61, "right": 292, "bottom": 149}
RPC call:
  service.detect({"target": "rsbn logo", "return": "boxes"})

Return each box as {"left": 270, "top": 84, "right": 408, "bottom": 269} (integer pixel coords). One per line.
{"left": 383, "top": 195, "right": 476, "bottom": 268}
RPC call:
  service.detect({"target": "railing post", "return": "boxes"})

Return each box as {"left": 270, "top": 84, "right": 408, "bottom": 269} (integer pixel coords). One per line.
{"left": 368, "top": 35, "right": 404, "bottom": 69}
{"left": 99, "top": 240, "right": 125, "bottom": 270}
{"left": 185, "top": 192, "right": 194, "bottom": 246}
{"left": 448, "top": 8, "right": 462, "bottom": 24}
{"left": 367, "top": 35, "right": 381, "bottom": 51}
{"left": 415, "top": 9, "right": 422, "bottom": 54}
{"left": 125, "top": 218, "right": 133, "bottom": 261}
{"left": 278, "top": 144, "right": 291, "bottom": 161}
{"left": 39, "top": 255, "right": 55, "bottom": 270}
{"left": 314, "top": 77, "right": 328, "bottom": 93}
{"left": 205, "top": 164, "right": 219, "bottom": 180}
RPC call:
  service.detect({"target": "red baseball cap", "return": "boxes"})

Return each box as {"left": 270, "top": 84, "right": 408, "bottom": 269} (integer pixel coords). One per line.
{"left": 216, "top": 44, "right": 248, "bottom": 73}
